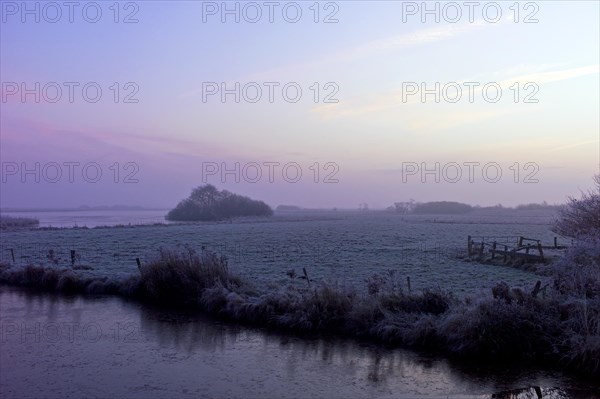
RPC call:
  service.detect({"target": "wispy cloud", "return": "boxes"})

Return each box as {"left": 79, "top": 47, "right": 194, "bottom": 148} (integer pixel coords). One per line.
{"left": 495, "top": 64, "right": 599, "bottom": 88}
{"left": 550, "top": 139, "right": 600, "bottom": 152}
{"left": 310, "top": 64, "right": 599, "bottom": 129}
{"left": 341, "top": 22, "right": 488, "bottom": 61}
{"left": 181, "top": 22, "right": 489, "bottom": 98}
{"left": 0, "top": 116, "right": 235, "bottom": 161}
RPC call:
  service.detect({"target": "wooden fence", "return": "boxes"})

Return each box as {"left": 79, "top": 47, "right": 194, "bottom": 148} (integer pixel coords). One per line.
{"left": 467, "top": 235, "right": 569, "bottom": 263}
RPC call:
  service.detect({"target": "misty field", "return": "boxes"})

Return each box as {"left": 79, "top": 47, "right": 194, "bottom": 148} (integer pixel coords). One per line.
{"left": 0, "top": 211, "right": 559, "bottom": 295}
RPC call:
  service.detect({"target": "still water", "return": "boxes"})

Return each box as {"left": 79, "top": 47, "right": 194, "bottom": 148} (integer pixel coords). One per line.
{"left": 2, "top": 209, "right": 170, "bottom": 228}
{"left": 1, "top": 287, "right": 598, "bottom": 399}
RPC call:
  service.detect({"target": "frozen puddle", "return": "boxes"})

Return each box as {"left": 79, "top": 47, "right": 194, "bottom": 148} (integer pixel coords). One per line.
{"left": 1, "top": 286, "right": 597, "bottom": 399}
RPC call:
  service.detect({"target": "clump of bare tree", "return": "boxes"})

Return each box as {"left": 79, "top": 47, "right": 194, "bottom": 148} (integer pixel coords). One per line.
{"left": 552, "top": 175, "right": 600, "bottom": 239}
{"left": 166, "top": 184, "right": 273, "bottom": 222}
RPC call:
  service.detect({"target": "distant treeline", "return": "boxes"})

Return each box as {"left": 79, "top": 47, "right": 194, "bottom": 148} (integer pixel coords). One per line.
{"left": 514, "top": 202, "right": 562, "bottom": 211}
{"left": 0, "top": 216, "right": 39, "bottom": 229}
{"left": 166, "top": 185, "right": 273, "bottom": 222}
{"left": 276, "top": 205, "right": 303, "bottom": 211}
{"left": 388, "top": 200, "right": 561, "bottom": 215}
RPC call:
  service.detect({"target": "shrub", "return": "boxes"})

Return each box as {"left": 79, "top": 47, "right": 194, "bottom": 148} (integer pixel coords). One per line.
{"left": 552, "top": 237, "right": 600, "bottom": 298}
{"left": 440, "top": 297, "right": 562, "bottom": 361}
{"left": 553, "top": 175, "right": 600, "bottom": 239}
{"left": 551, "top": 238, "right": 600, "bottom": 374}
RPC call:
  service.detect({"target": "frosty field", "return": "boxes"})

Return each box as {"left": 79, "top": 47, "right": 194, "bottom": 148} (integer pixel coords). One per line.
{"left": 0, "top": 210, "right": 559, "bottom": 294}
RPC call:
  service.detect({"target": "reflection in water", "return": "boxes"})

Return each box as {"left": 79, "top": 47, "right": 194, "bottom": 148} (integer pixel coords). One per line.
{"left": 138, "top": 305, "right": 463, "bottom": 392}
{"left": 1, "top": 286, "right": 599, "bottom": 399}
{"left": 138, "top": 308, "right": 240, "bottom": 353}
{"left": 136, "top": 302, "right": 598, "bottom": 398}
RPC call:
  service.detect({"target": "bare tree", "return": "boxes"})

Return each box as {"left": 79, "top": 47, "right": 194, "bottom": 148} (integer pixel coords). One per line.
{"left": 167, "top": 184, "right": 272, "bottom": 221}
{"left": 552, "top": 175, "right": 600, "bottom": 239}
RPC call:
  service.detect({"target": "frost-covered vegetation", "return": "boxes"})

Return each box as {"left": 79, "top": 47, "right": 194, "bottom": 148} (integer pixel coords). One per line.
{"left": 1, "top": 238, "right": 598, "bottom": 375}
{"left": 553, "top": 175, "right": 600, "bottom": 239}
{"left": 166, "top": 184, "right": 273, "bottom": 221}
{"left": 1, "top": 176, "right": 598, "bottom": 376}
{"left": 1, "top": 213, "right": 548, "bottom": 293}
{"left": 0, "top": 215, "right": 39, "bottom": 229}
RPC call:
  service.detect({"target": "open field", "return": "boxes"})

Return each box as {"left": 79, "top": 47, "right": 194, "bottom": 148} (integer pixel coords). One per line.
{"left": 0, "top": 211, "right": 560, "bottom": 295}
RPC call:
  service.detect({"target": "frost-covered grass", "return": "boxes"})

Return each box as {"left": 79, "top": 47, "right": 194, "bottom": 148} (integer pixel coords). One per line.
{"left": 1, "top": 237, "right": 598, "bottom": 376}
{"left": 137, "top": 247, "right": 246, "bottom": 305}
{"left": 0, "top": 213, "right": 555, "bottom": 294}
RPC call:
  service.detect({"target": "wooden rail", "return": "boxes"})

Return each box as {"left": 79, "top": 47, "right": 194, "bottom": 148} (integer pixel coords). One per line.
{"left": 467, "top": 235, "right": 569, "bottom": 263}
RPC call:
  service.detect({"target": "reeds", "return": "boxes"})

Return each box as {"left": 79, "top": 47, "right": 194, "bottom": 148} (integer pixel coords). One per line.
{"left": 0, "top": 216, "right": 39, "bottom": 229}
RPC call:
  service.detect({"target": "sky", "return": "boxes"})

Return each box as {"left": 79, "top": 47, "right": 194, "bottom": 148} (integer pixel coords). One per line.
{"left": 1, "top": 0, "right": 599, "bottom": 209}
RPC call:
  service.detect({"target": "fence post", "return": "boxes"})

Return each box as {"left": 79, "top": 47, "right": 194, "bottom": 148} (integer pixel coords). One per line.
{"left": 302, "top": 267, "right": 310, "bottom": 287}
{"left": 531, "top": 280, "right": 542, "bottom": 298}
{"left": 136, "top": 258, "right": 142, "bottom": 271}
{"left": 10, "top": 248, "right": 15, "bottom": 263}
{"left": 491, "top": 242, "right": 497, "bottom": 259}
{"left": 467, "top": 235, "right": 472, "bottom": 255}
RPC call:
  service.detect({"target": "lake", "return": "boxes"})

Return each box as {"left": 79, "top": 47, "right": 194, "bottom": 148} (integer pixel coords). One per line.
{"left": 2, "top": 286, "right": 598, "bottom": 399}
